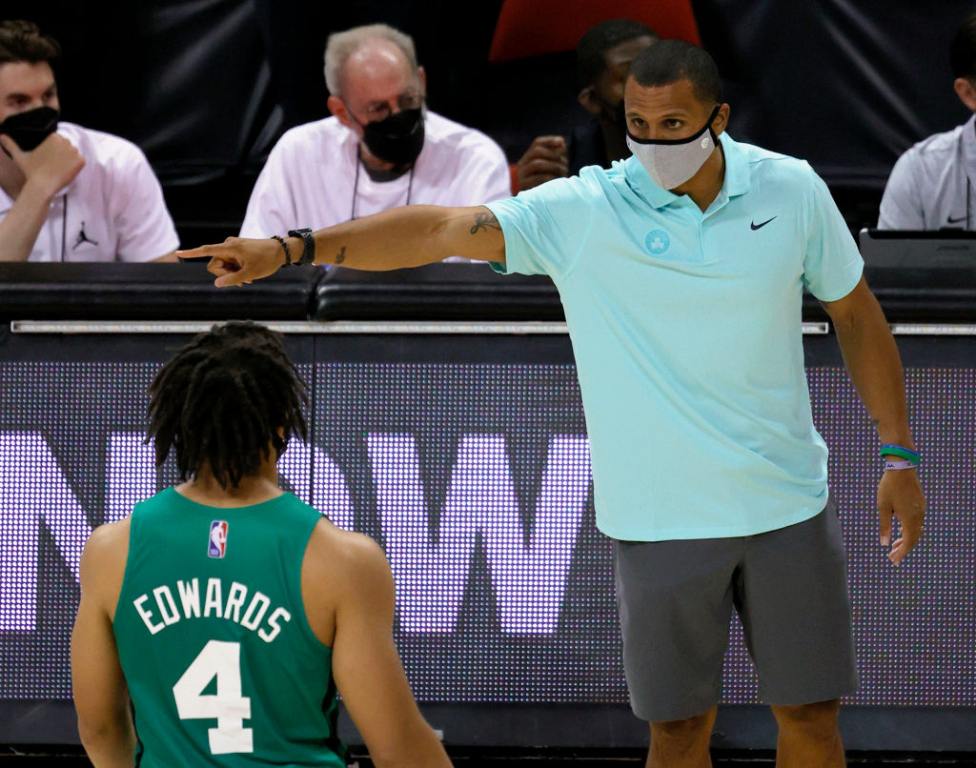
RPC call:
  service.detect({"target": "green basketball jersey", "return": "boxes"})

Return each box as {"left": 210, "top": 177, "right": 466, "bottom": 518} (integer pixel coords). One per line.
{"left": 112, "top": 487, "right": 346, "bottom": 767}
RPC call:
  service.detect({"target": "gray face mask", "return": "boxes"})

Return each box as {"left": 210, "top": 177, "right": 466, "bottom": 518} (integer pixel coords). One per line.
{"left": 625, "top": 105, "right": 720, "bottom": 190}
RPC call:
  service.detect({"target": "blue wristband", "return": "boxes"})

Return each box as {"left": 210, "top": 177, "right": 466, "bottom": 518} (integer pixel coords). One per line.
{"left": 879, "top": 443, "right": 920, "bottom": 465}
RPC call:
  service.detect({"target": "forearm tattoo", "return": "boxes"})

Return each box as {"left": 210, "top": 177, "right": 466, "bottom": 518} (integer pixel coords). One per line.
{"left": 469, "top": 211, "right": 501, "bottom": 235}
{"left": 334, "top": 246, "right": 346, "bottom": 265}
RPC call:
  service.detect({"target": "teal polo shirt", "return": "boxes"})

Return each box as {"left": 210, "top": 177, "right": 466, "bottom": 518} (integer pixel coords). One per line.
{"left": 486, "top": 133, "right": 863, "bottom": 541}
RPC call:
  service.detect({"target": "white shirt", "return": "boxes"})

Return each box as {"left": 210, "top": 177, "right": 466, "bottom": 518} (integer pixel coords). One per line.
{"left": 0, "top": 122, "right": 179, "bottom": 262}
{"left": 240, "top": 110, "right": 512, "bottom": 239}
{"left": 878, "top": 114, "right": 976, "bottom": 230}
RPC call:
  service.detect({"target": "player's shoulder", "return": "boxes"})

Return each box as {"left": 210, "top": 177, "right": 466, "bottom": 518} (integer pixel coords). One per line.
{"left": 306, "top": 519, "right": 389, "bottom": 580}
{"left": 304, "top": 522, "right": 393, "bottom": 620}
{"left": 85, "top": 517, "right": 131, "bottom": 556}
{"left": 80, "top": 518, "right": 130, "bottom": 605}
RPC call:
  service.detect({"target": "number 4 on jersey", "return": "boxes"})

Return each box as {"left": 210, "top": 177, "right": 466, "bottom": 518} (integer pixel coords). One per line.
{"left": 173, "top": 640, "right": 254, "bottom": 755}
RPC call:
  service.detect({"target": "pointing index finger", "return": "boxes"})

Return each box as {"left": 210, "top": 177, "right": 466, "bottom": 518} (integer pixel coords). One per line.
{"left": 176, "top": 244, "right": 229, "bottom": 262}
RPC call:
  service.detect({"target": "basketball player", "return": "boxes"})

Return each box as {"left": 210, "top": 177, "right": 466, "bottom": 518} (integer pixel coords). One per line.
{"left": 71, "top": 322, "right": 451, "bottom": 767}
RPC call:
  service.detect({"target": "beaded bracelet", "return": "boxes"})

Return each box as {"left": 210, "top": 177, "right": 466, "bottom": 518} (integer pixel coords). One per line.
{"left": 270, "top": 235, "right": 292, "bottom": 266}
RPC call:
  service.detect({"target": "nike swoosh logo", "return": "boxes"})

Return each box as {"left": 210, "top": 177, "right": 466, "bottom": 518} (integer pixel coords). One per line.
{"left": 947, "top": 214, "right": 967, "bottom": 224}
{"left": 751, "top": 216, "right": 776, "bottom": 231}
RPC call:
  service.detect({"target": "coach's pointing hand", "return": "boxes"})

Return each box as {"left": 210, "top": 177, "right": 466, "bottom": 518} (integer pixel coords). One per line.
{"left": 177, "top": 237, "right": 286, "bottom": 287}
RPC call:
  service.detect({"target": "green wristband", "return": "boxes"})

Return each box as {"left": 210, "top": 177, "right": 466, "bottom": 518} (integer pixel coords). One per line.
{"left": 879, "top": 444, "right": 920, "bottom": 464}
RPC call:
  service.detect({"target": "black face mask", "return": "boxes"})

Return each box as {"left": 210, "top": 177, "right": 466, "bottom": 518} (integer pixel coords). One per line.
{"left": 0, "top": 106, "right": 59, "bottom": 152}
{"left": 360, "top": 108, "right": 425, "bottom": 167}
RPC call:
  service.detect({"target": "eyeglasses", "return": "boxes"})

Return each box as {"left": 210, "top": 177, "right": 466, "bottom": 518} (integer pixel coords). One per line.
{"left": 360, "top": 91, "right": 425, "bottom": 122}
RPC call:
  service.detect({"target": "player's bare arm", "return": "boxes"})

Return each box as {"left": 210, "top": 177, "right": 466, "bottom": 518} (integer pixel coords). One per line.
{"left": 821, "top": 276, "right": 926, "bottom": 565}
{"left": 177, "top": 205, "right": 506, "bottom": 287}
{"left": 70, "top": 520, "right": 135, "bottom": 768}
{"left": 310, "top": 523, "right": 452, "bottom": 768}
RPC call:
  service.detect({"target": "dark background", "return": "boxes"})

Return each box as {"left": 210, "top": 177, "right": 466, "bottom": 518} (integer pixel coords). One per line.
{"left": 2, "top": 1, "right": 972, "bottom": 242}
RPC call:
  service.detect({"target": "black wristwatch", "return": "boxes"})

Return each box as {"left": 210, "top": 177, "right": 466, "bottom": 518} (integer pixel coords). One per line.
{"left": 287, "top": 228, "right": 316, "bottom": 266}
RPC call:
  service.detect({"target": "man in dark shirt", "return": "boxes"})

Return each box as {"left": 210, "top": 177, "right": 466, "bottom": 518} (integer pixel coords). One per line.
{"left": 516, "top": 19, "right": 656, "bottom": 190}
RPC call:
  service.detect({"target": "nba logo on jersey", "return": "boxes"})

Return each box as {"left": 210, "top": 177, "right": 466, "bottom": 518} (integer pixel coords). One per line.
{"left": 208, "top": 520, "right": 228, "bottom": 559}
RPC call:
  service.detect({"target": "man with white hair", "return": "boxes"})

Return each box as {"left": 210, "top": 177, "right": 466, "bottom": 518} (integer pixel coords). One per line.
{"left": 240, "top": 23, "right": 511, "bottom": 246}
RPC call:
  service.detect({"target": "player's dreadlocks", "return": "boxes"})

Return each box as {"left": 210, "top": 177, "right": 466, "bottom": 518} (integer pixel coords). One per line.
{"left": 147, "top": 321, "right": 308, "bottom": 489}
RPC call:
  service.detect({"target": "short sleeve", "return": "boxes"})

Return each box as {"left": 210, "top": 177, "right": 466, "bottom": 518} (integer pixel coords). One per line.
{"left": 484, "top": 175, "right": 594, "bottom": 279}
{"left": 239, "top": 139, "right": 298, "bottom": 238}
{"left": 878, "top": 149, "right": 925, "bottom": 230}
{"left": 112, "top": 145, "right": 179, "bottom": 261}
{"left": 452, "top": 137, "right": 513, "bottom": 205}
{"left": 801, "top": 169, "right": 864, "bottom": 302}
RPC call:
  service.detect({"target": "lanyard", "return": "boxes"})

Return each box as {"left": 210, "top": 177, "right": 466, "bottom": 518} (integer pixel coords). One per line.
{"left": 61, "top": 193, "right": 68, "bottom": 261}
{"left": 350, "top": 156, "right": 414, "bottom": 221}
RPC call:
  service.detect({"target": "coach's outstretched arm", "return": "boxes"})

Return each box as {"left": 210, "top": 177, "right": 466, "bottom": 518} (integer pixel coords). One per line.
{"left": 177, "top": 205, "right": 506, "bottom": 287}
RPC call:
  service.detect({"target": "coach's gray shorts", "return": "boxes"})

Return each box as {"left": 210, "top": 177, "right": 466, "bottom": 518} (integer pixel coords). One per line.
{"left": 614, "top": 499, "right": 858, "bottom": 722}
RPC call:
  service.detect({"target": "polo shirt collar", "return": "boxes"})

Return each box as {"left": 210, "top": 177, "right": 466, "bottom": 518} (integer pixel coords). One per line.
{"left": 623, "top": 131, "right": 751, "bottom": 209}
{"left": 720, "top": 133, "right": 750, "bottom": 198}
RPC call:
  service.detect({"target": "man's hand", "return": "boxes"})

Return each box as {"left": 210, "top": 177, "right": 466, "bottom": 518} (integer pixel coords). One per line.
{"left": 178, "top": 236, "right": 286, "bottom": 287}
{"left": 823, "top": 279, "right": 926, "bottom": 567}
{"left": 516, "top": 135, "right": 568, "bottom": 191}
{"left": 0, "top": 132, "right": 84, "bottom": 198}
{"left": 877, "top": 469, "right": 925, "bottom": 566}
{"left": 0, "top": 133, "right": 86, "bottom": 261}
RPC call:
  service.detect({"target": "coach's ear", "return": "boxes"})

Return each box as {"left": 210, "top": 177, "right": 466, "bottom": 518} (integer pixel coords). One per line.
{"left": 711, "top": 103, "right": 731, "bottom": 137}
